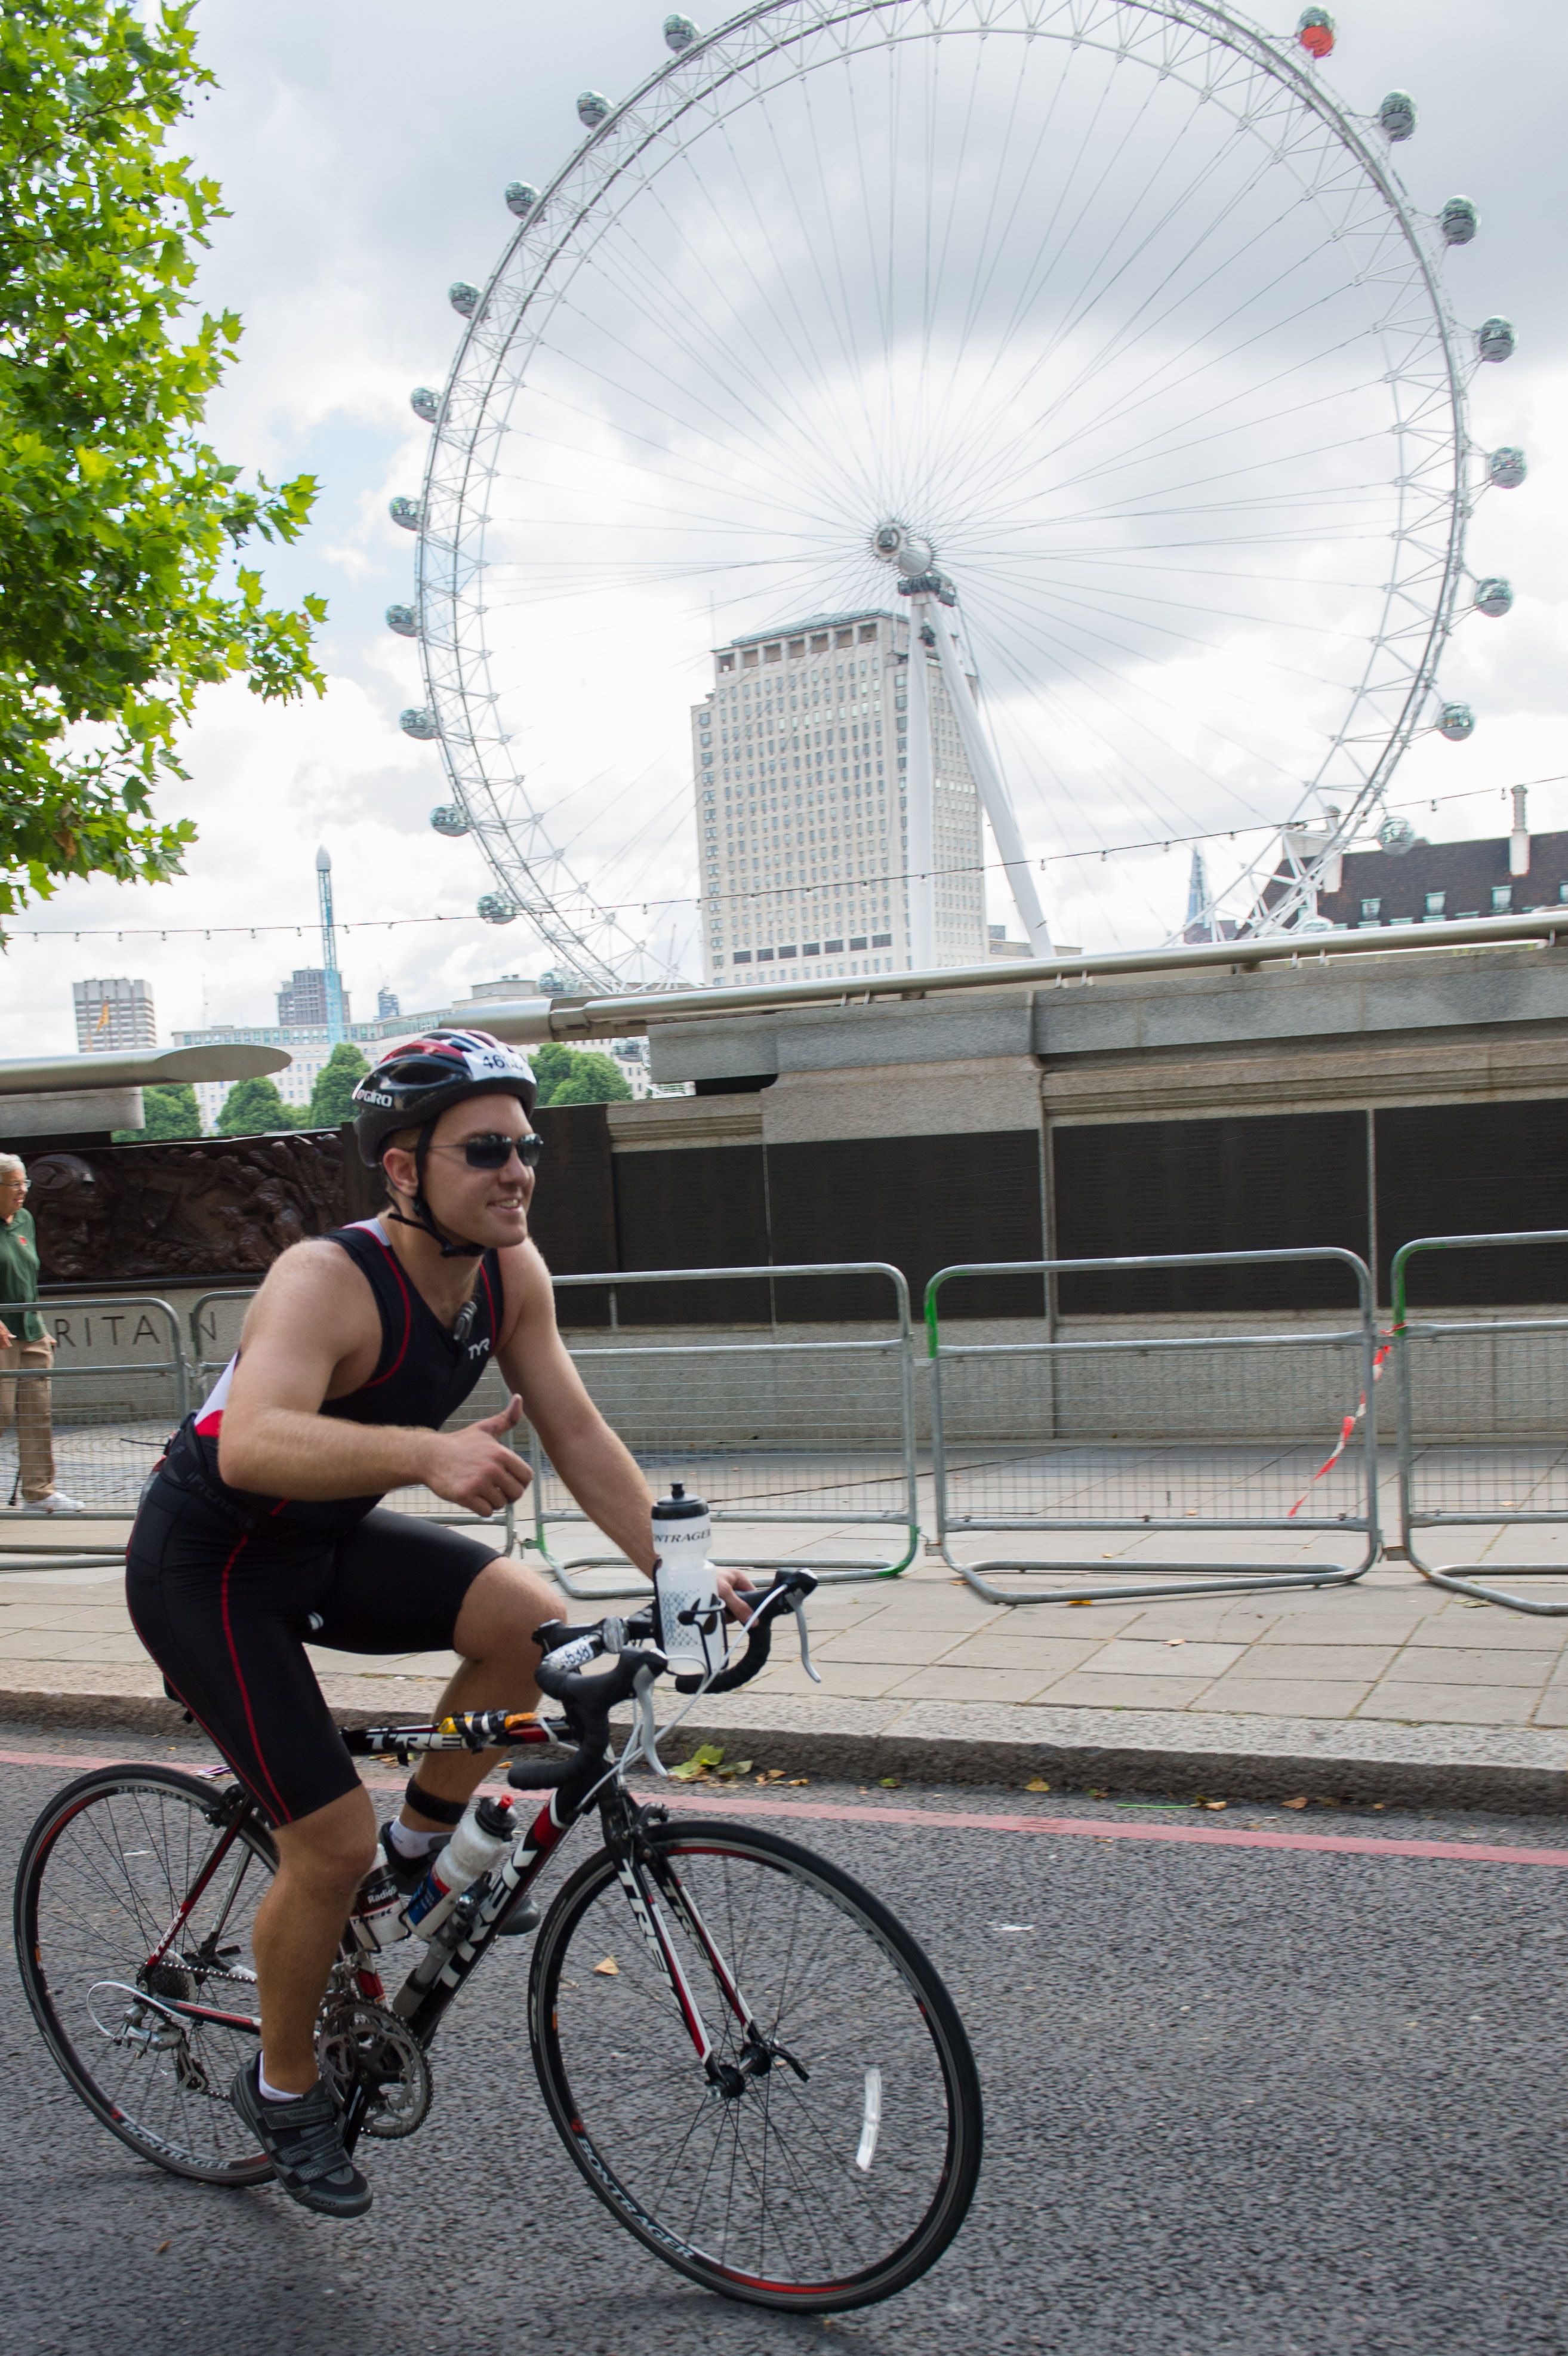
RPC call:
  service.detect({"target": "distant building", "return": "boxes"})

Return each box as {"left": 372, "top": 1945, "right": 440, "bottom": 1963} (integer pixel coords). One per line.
{"left": 1314, "top": 826, "right": 1568, "bottom": 931}
{"left": 987, "top": 925, "right": 1029, "bottom": 962}
{"left": 73, "top": 977, "right": 156, "bottom": 1054}
{"left": 376, "top": 985, "right": 401, "bottom": 1021}
{"left": 696, "top": 608, "right": 987, "bottom": 988}
{"left": 277, "top": 967, "right": 353, "bottom": 1030}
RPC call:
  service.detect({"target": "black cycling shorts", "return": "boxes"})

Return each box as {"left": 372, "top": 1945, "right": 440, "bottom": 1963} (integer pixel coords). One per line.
{"left": 125, "top": 1469, "right": 497, "bottom": 1826}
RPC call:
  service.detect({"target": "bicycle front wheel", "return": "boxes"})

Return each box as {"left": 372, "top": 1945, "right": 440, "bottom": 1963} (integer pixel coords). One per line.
{"left": 14, "top": 1765, "right": 275, "bottom": 2185}
{"left": 528, "top": 1816, "right": 982, "bottom": 2312}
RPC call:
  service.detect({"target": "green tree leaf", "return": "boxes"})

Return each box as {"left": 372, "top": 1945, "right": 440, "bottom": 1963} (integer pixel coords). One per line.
{"left": 215, "top": 1074, "right": 296, "bottom": 1135}
{"left": 112, "top": 1077, "right": 201, "bottom": 1141}
{"left": 0, "top": 1, "right": 325, "bottom": 926}
{"left": 532, "top": 1045, "right": 631, "bottom": 1107}
{"left": 304, "top": 1040, "right": 369, "bottom": 1129}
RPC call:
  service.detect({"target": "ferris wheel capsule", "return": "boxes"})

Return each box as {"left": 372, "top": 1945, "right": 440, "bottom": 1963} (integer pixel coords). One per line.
{"left": 430, "top": 805, "right": 470, "bottom": 837}
{"left": 410, "top": 387, "right": 442, "bottom": 423}
{"left": 1437, "top": 702, "right": 1475, "bottom": 741}
{"left": 389, "top": 496, "right": 423, "bottom": 531}
{"left": 1476, "top": 316, "right": 1516, "bottom": 363}
{"left": 1377, "top": 91, "right": 1416, "bottom": 141}
{"left": 577, "top": 91, "right": 610, "bottom": 128}
{"left": 1474, "top": 577, "right": 1513, "bottom": 618}
{"left": 386, "top": 604, "right": 420, "bottom": 638}
{"left": 1489, "top": 445, "right": 1528, "bottom": 489}
{"left": 1296, "top": 8, "right": 1335, "bottom": 58}
{"left": 400, "top": 707, "right": 439, "bottom": 740}
{"left": 664, "top": 14, "right": 698, "bottom": 48}
{"left": 449, "top": 282, "right": 480, "bottom": 318}
{"left": 505, "top": 181, "right": 540, "bottom": 219}
{"left": 1378, "top": 814, "right": 1417, "bottom": 856}
{"left": 478, "top": 894, "right": 518, "bottom": 925}
{"left": 1440, "top": 195, "right": 1478, "bottom": 245}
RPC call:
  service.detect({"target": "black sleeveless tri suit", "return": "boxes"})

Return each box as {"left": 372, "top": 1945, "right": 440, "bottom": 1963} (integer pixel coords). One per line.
{"left": 126, "top": 1220, "right": 512, "bottom": 1823}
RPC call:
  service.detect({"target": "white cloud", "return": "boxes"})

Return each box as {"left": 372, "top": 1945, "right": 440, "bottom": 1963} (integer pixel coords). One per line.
{"left": 9, "top": 0, "right": 1564, "bottom": 1045}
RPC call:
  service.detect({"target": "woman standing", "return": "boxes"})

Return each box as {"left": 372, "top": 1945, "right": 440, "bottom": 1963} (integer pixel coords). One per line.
{"left": 0, "top": 1154, "right": 82, "bottom": 1515}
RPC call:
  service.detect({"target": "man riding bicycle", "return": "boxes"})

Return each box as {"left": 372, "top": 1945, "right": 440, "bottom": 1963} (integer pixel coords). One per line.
{"left": 126, "top": 1028, "right": 748, "bottom": 2219}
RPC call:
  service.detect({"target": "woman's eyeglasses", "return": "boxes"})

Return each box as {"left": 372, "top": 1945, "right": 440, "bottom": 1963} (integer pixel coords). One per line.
{"left": 432, "top": 1134, "right": 544, "bottom": 1172}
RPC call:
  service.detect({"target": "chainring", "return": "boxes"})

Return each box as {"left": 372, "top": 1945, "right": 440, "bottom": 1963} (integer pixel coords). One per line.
{"left": 316, "top": 1998, "right": 433, "bottom": 2141}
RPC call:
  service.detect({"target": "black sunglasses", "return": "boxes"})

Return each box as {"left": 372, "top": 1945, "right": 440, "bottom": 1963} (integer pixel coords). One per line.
{"left": 438, "top": 1133, "right": 544, "bottom": 1172}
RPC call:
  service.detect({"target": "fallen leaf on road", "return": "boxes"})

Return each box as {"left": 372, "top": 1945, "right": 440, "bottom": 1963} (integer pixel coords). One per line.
{"left": 785, "top": 1776, "right": 810, "bottom": 1786}
{"left": 878, "top": 1776, "right": 900, "bottom": 1788}
{"left": 1165, "top": 1637, "right": 1187, "bottom": 1647}
{"left": 593, "top": 1957, "right": 620, "bottom": 1977}
{"left": 1194, "top": 1797, "right": 1227, "bottom": 1810}
{"left": 1281, "top": 1796, "right": 1310, "bottom": 1810}
{"left": 1024, "top": 1778, "right": 1052, "bottom": 1793}
{"left": 155, "top": 2241, "right": 171, "bottom": 2256}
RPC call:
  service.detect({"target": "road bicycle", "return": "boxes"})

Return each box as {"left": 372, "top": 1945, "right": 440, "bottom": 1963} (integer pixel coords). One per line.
{"left": 13, "top": 1570, "right": 982, "bottom": 2314}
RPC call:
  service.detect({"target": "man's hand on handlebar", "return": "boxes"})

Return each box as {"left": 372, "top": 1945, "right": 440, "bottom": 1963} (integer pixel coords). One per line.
{"left": 423, "top": 1395, "right": 534, "bottom": 1517}
{"left": 714, "top": 1566, "right": 758, "bottom": 1622}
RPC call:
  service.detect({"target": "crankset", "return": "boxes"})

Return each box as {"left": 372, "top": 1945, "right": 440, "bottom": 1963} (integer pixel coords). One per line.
{"left": 316, "top": 1997, "right": 433, "bottom": 2140}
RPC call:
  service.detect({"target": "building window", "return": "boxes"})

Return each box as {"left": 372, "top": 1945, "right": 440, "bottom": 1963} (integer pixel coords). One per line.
{"left": 1492, "top": 885, "right": 1512, "bottom": 912}
{"left": 732, "top": 949, "right": 751, "bottom": 963}
{"left": 1424, "top": 891, "right": 1446, "bottom": 919}
{"left": 1360, "top": 897, "right": 1381, "bottom": 921}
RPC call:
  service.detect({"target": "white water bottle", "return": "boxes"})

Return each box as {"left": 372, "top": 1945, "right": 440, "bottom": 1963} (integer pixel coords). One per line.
{"left": 405, "top": 1793, "right": 515, "bottom": 1936}
{"left": 653, "top": 1483, "right": 724, "bottom": 1680}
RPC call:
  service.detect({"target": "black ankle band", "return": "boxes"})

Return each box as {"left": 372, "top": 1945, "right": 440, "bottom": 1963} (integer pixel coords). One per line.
{"left": 405, "top": 1776, "right": 467, "bottom": 1827}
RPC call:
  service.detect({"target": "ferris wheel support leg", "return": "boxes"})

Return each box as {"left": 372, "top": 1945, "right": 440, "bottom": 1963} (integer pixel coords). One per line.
{"left": 903, "top": 598, "right": 937, "bottom": 971}
{"left": 931, "top": 612, "right": 1052, "bottom": 956}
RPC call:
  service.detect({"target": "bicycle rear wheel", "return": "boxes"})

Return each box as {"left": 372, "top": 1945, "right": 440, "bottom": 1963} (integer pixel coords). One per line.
{"left": 14, "top": 1765, "right": 275, "bottom": 2185}
{"left": 528, "top": 1816, "right": 982, "bottom": 2312}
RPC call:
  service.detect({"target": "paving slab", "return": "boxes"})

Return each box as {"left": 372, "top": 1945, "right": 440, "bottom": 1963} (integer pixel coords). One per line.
{"left": 8, "top": 1527, "right": 1568, "bottom": 1810}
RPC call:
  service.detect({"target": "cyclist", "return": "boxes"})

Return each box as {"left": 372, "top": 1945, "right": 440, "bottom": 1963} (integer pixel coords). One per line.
{"left": 126, "top": 1028, "right": 750, "bottom": 2219}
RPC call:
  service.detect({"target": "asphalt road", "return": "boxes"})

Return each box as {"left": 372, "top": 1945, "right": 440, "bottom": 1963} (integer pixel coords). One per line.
{"left": 5, "top": 1727, "right": 1568, "bottom": 2356}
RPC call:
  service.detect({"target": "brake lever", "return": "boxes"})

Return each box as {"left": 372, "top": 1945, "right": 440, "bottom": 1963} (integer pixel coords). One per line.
{"left": 788, "top": 1590, "right": 821, "bottom": 1685}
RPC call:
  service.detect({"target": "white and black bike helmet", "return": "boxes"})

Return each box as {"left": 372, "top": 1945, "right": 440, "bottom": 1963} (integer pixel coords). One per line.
{"left": 352, "top": 1029, "right": 538, "bottom": 1256}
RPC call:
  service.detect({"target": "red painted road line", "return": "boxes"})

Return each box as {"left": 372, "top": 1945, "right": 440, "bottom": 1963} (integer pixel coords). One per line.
{"left": 5, "top": 1743, "right": 1567, "bottom": 1870}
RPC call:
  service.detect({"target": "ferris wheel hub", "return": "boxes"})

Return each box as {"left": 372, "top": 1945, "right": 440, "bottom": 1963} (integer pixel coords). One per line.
{"left": 870, "top": 519, "right": 934, "bottom": 578}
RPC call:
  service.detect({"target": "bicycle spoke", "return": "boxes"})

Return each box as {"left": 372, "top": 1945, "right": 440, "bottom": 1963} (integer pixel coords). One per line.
{"left": 532, "top": 1822, "right": 979, "bottom": 2307}
{"left": 18, "top": 1771, "right": 276, "bottom": 2185}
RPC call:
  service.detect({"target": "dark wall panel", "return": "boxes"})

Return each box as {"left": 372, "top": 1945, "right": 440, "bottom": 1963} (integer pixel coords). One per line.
{"left": 1052, "top": 1111, "right": 1369, "bottom": 1313}
{"left": 614, "top": 1145, "right": 771, "bottom": 1324}
{"left": 529, "top": 1104, "right": 617, "bottom": 1327}
{"left": 766, "top": 1131, "right": 1044, "bottom": 1321}
{"left": 1376, "top": 1100, "right": 1568, "bottom": 1305}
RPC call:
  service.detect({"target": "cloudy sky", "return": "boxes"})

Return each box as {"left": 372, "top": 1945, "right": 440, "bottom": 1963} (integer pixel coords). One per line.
{"left": 13, "top": 0, "right": 1567, "bottom": 1051}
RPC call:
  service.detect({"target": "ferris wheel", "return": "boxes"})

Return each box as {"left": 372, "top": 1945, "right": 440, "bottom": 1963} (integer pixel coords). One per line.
{"left": 388, "top": 0, "right": 1521, "bottom": 978}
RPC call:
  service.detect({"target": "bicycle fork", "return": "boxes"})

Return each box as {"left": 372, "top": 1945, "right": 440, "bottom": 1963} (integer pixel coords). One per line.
{"left": 614, "top": 1845, "right": 806, "bottom": 2098}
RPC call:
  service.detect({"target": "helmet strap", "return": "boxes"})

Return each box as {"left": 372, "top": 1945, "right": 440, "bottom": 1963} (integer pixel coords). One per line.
{"left": 382, "top": 1122, "right": 486, "bottom": 1259}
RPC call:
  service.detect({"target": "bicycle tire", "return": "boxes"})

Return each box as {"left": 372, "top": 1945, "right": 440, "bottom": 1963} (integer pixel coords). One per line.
{"left": 14, "top": 1764, "right": 276, "bottom": 2186}
{"left": 528, "top": 1815, "right": 982, "bottom": 2312}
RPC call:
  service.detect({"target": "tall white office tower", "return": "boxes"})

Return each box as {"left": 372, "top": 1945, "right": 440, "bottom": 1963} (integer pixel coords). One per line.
{"left": 694, "top": 609, "right": 988, "bottom": 986}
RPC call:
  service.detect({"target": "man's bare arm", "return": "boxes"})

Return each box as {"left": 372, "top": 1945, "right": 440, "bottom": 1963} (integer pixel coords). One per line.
{"left": 216, "top": 1246, "right": 529, "bottom": 1515}
{"left": 498, "top": 1249, "right": 753, "bottom": 1609}
{"left": 497, "top": 1249, "right": 658, "bottom": 1573}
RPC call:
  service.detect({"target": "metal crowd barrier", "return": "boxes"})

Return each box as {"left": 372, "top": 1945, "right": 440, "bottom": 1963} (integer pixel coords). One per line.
{"left": 529, "top": 1261, "right": 919, "bottom": 1600}
{"left": 1393, "top": 1230, "right": 1568, "bottom": 1616}
{"left": 189, "top": 1288, "right": 520, "bottom": 1548}
{"left": 925, "top": 1249, "right": 1383, "bottom": 1604}
{"left": 0, "top": 1296, "right": 187, "bottom": 1566}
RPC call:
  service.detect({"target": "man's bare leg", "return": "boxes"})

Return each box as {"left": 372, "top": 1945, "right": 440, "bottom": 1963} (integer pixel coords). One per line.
{"left": 253, "top": 1784, "right": 380, "bottom": 2093}
{"left": 399, "top": 1557, "right": 565, "bottom": 1833}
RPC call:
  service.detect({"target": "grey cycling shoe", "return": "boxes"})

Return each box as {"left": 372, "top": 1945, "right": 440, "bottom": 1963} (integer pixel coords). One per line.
{"left": 231, "top": 2057, "right": 372, "bottom": 2218}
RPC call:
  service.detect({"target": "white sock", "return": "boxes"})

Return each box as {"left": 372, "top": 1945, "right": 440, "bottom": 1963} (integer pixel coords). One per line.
{"left": 389, "top": 1816, "right": 445, "bottom": 1861}
{"left": 258, "top": 2066, "right": 307, "bottom": 2104}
